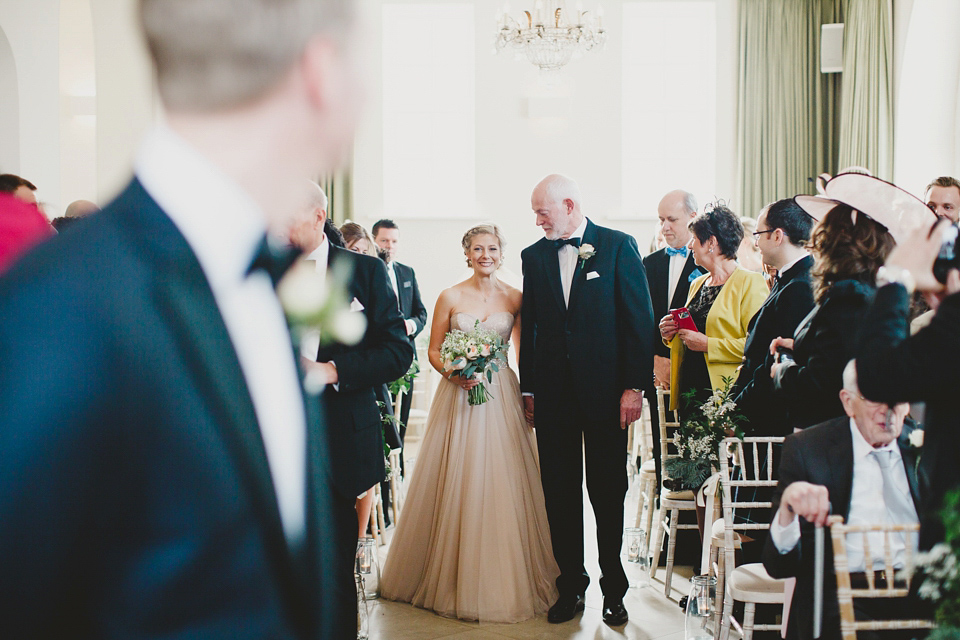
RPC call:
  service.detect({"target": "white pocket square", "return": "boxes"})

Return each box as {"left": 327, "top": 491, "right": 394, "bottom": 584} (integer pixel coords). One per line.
{"left": 350, "top": 297, "right": 365, "bottom": 312}
{"left": 586, "top": 271, "right": 600, "bottom": 280}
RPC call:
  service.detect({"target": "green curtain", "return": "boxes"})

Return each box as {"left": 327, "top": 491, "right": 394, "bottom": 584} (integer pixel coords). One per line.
{"left": 836, "top": 0, "right": 894, "bottom": 179}
{"left": 319, "top": 170, "right": 352, "bottom": 225}
{"left": 737, "top": 0, "right": 842, "bottom": 218}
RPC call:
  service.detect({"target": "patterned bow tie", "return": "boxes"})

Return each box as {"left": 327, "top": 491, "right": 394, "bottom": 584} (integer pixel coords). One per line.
{"left": 247, "top": 235, "right": 301, "bottom": 287}
{"left": 666, "top": 246, "right": 688, "bottom": 258}
{"left": 553, "top": 237, "right": 582, "bottom": 250}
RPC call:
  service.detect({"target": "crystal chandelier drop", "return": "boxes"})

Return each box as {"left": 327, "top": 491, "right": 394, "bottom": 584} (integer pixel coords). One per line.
{"left": 495, "top": 0, "right": 607, "bottom": 73}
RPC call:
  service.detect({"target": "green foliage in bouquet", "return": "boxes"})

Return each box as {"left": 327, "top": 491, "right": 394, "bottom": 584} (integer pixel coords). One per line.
{"left": 377, "top": 401, "right": 401, "bottom": 478}
{"left": 664, "top": 377, "right": 746, "bottom": 491}
{"left": 917, "top": 489, "right": 960, "bottom": 635}
{"left": 388, "top": 359, "right": 420, "bottom": 397}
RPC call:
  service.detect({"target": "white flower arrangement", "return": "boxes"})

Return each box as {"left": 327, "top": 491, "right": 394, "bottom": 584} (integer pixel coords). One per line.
{"left": 439, "top": 320, "right": 509, "bottom": 405}
{"left": 277, "top": 258, "right": 367, "bottom": 348}
{"left": 909, "top": 429, "right": 924, "bottom": 449}
{"left": 578, "top": 243, "right": 596, "bottom": 266}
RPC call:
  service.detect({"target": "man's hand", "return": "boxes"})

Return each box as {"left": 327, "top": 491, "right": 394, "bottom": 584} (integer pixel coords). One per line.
{"left": 620, "top": 389, "right": 644, "bottom": 430}
{"left": 778, "top": 481, "right": 831, "bottom": 527}
{"left": 653, "top": 355, "right": 671, "bottom": 389}
{"left": 404, "top": 319, "right": 417, "bottom": 336}
{"left": 886, "top": 219, "right": 951, "bottom": 293}
{"left": 523, "top": 396, "right": 535, "bottom": 428}
{"left": 304, "top": 360, "right": 339, "bottom": 385}
{"left": 768, "top": 336, "right": 794, "bottom": 356}
{"left": 678, "top": 329, "right": 708, "bottom": 352}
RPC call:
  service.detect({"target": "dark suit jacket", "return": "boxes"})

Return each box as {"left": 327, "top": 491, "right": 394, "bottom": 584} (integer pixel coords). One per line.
{"left": 856, "top": 283, "right": 960, "bottom": 549}
{"left": 317, "top": 246, "right": 413, "bottom": 497}
{"left": 642, "top": 247, "right": 701, "bottom": 359}
{"left": 390, "top": 261, "right": 427, "bottom": 351}
{"left": 0, "top": 179, "right": 332, "bottom": 639}
{"left": 773, "top": 279, "right": 875, "bottom": 430}
{"left": 733, "top": 255, "right": 815, "bottom": 435}
{"left": 520, "top": 220, "right": 655, "bottom": 426}
{"left": 762, "top": 417, "right": 923, "bottom": 640}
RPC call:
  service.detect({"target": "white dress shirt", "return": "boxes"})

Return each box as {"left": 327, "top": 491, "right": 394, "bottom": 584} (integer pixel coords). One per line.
{"left": 299, "top": 239, "right": 330, "bottom": 362}
{"left": 770, "top": 419, "right": 918, "bottom": 571}
{"left": 136, "top": 125, "right": 307, "bottom": 548}
{"left": 559, "top": 217, "right": 589, "bottom": 307}
{"left": 667, "top": 248, "right": 688, "bottom": 308}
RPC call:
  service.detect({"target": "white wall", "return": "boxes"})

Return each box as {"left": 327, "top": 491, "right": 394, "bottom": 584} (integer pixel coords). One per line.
{"left": 353, "top": 0, "right": 740, "bottom": 317}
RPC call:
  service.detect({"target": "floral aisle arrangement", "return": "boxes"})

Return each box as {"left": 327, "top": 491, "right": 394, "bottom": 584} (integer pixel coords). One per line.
{"left": 664, "top": 377, "right": 745, "bottom": 491}
{"left": 915, "top": 489, "right": 960, "bottom": 639}
{"left": 376, "top": 401, "right": 401, "bottom": 479}
{"left": 388, "top": 360, "right": 420, "bottom": 398}
{"left": 439, "top": 319, "right": 509, "bottom": 406}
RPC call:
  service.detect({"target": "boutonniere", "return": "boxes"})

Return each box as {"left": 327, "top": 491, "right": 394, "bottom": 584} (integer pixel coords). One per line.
{"left": 578, "top": 243, "right": 596, "bottom": 266}
{"left": 277, "top": 260, "right": 367, "bottom": 347}
{"left": 908, "top": 429, "right": 924, "bottom": 449}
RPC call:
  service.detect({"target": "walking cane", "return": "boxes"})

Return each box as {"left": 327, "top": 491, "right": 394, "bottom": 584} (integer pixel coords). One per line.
{"left": 813, "top": 503, "right": 832, "bottom": 639}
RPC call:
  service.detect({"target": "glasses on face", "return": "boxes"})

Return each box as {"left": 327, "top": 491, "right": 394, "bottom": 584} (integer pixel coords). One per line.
{"left": 752, "top": 229, "right": 776, "bottom": 237}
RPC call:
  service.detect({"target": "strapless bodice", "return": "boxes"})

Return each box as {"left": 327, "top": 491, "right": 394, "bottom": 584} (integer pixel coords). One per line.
{"left": 451, "top": 311, "right": 515, "bottom": 342}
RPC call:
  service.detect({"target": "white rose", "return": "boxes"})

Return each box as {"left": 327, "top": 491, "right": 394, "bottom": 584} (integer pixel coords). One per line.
{"left": 331, "top": 307, "right": 367, "bottom": 346}
{"left": 480, "top": 344, "right": 491, "bottom": 357}
{"left": 443, "top": 356, "right": 453, "bottom": 371}
{"left": 908, "top": 429, "right": 924, "bottom": 448}
{"left": 276, "top": 260, "right": 327, "bottom": 317}
{"left": 452, "top": 357, "right": 467, "bottom": 371}
{"left": 466, "top": 346, "right": 480, "bottom": 360}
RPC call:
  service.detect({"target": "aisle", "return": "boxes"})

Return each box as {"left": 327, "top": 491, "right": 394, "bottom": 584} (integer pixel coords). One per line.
{"left": 365, "top": 440, "right": 694, "bottom": 639}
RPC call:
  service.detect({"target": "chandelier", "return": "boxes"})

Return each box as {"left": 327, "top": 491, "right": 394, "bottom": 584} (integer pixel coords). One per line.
{"left": 495, "top": 1, "right": 607, "bottom": 72}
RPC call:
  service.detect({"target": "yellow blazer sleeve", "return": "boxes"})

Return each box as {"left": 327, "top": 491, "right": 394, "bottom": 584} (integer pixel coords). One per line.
{"left": 705, "top": 270, "right": 769, "bottom": 365}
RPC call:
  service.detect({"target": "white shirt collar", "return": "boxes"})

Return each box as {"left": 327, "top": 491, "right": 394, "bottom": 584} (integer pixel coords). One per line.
{"left": 778, "top": 252, "right": 810, "bottom": 277}
{"left": 306, "top": 235, "right": 330, "bottom": 269}
{"left": 568, "top": 217, "right": 588, "bottom": 241}
{"left": 135, "top": 124, "right": 266, "bottom": 291}
{"left": 849, "top": 417, "right": 900, "bottom": 461}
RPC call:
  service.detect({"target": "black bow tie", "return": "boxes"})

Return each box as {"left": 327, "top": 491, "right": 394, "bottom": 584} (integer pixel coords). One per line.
{"left": 553, "top": 237, "right": 581, "bottom": 250}
{"left": 247, "top": 236, "right": 301, "bottom": 287}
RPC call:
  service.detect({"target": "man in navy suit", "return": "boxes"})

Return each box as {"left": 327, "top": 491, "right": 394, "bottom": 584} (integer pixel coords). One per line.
{"left": 0, "top": 1, "right": 364, "bottom": 638}
{"left": 642, "top": 189, "right": 701, "bottom": 484}
{"left": 520, "top": 174, "right": 655, "bottom": 626}
{"left": 763, "top": 361, "right": 924, "bottom": 640}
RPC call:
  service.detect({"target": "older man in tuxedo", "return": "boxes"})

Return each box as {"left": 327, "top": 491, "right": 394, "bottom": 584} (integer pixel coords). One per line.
{"left": 0, "top": 1, "right": 364, "bottom": 638}
{"left": 763, "top": 361, "right": 924, "bottom": 640}
{"left": 291, "top": 183, "right": 412, "bottom": 634}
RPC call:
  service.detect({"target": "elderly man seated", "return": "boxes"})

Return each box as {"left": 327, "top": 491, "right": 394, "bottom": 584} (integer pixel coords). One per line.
{"left": 762, "top": 360, "right": 925, "bottom": 640}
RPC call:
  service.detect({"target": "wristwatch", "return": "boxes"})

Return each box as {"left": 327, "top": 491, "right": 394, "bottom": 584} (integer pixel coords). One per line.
{"left": 876, "top": 265, "right": 916, "bottom": 295}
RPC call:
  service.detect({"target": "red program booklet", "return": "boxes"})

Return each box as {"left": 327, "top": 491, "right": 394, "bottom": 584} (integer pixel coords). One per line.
{"left": 670, "top": 307, "right": 698, "bottom": 333}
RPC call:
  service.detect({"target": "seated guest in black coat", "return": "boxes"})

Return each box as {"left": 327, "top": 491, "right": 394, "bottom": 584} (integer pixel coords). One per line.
{"left": 733, "top": 197, "right": 815, "bottom": 436}
{"left": 856, "top": 219, "right": 960, "bottom": 550}
{"left": 763, "top": 360, "right": 924, "bottom": 640}
{"left": 770, "top": 202, "right": 895, "bottom": 430}
{"left": 289, "top": 182, "right": 413, "bottom": 636}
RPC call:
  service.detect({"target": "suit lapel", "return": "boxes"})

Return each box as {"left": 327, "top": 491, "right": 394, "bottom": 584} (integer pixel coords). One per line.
{"left": 827, "top": 420, "right": 856, "bottom": 519}
{"left": 567, "top": 220, "right": 597, "bottom": 312}
{"left": 671, "top": 253, "right": 699, "bottom": 309}
{"left": 898, "top": 427, "right": 924, "bottom": 513}
{"left": 542, "top": 241, "right": 566, "bottom": 313}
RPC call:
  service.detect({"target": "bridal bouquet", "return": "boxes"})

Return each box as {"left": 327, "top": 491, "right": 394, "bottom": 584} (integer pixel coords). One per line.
{"left": 665, "top": 377, "right": 745, "bottom": 491}
{"left": 440, "top": 319, "right": 508, "bottom": 406}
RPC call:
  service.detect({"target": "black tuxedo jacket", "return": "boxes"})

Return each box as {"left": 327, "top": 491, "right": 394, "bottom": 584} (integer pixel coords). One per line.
{"left": 762, "top": 417, "right": 923, "bottom": 640}
{"left": 520, "top": 220, "right": 655, "bottom": 426}
{"left": 733, "top": 255, "right": 815, "bottom": 435}
{"left": 642, "top": 248, "right": 701, "bottom": 359}
{"left": 856, "top": 283, "right": 960, "bottom": 549}
{"left": 773, "top": 279, "right": 875, "bottom": 430}
{"left": 0, "top": 179, "right": 333, "bottom": 639}
{"left": 390, "top": 261, "right": 427, "bottom": 351}
{"left": 317, "top": 246, "right": 413, "bottom": 497}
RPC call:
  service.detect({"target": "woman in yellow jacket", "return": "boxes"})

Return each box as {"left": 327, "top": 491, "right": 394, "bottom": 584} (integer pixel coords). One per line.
{"left": 658, "top": 204, "right": 769, "bottom": 413}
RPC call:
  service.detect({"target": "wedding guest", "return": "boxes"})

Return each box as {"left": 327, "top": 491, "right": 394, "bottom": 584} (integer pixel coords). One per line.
{"left": 659, "top": 203, "right": 768, "bottom": 414}
{"left": 770, "top": 201, "right": 896, "bottom": 430}
{"left": 292, "top": 183, "right": 412, "bottom": 629}
{"left": 924, "top": 175, "right": 960, "bottom": 223}
{"left": 732, "top": 198, "right": 815, "bottom": 435}
{"left": 643, "top": 189, "right": 702, "bottom": 484}
{"left": 0, "top": 173, "right": 38, "bottom": 205}
{"left": 339, "top": 221, "right": 376, "bottom": 256}
{"left": 737, "top": 216, "right": 766, "bottom": 273}
{"left": 373, "top": 218, "right": 427, "bottom": 474}
{"left": 0, "top": 0, "right": 364, "bottom": 636}
{"left": 763, "top": 360, "right": 924, "bottom": 640}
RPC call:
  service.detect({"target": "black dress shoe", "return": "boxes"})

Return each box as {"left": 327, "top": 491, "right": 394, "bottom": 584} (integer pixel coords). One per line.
{"left": 547, "top": 593, "right": 585, "bottom": 623}
{"left": 602, "top": 598, "right": 629, "bottom": 626}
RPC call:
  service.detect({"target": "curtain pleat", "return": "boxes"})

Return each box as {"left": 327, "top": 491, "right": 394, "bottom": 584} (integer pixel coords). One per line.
{"left": 319, "top": 170, "right": 353, "bottom": 225}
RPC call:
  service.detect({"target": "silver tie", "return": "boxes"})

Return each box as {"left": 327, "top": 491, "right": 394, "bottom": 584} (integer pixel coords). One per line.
{"left": 869, "top": 449, "right": 919, "bottom": 527}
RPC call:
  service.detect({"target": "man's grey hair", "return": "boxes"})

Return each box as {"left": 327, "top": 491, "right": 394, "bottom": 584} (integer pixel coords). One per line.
{"left": 680, "top": 190, "right": 698, "bottom": 216}
{"left": 139, "top": 0, "right": 354, "bottom": 112}
{"left": 541, "top": 174, "right": 582, "bottom": 209}
{"left": 842, "top": 359, "right": 858, "bottom": 393}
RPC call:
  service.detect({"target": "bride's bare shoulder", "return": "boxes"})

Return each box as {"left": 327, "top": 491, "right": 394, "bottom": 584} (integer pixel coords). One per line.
{"left": 504, "top": 284, "right": 523, "bottom": 312}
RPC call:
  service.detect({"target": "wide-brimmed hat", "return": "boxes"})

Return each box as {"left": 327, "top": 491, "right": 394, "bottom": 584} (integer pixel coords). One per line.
{"left": 794, "top": 171, "right": 936, "bottom": 243}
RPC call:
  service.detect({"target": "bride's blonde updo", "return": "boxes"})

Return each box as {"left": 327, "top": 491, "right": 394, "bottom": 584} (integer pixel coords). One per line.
{"left": 461, "top": 224, "right": 507, "bottom": 268}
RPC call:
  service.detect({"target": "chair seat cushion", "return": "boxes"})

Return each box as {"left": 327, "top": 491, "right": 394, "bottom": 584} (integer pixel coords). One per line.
{"left": 640, "top": 459, "right": 656, "bottom": 474}
{"left": 662, "top": 488, "right": 696, "bottom": 501}
{"left": 729, "top": 563, "right": 787, "bottom": 603}
{"left": 710, "top": 519, "right": 742, "bottom": 548}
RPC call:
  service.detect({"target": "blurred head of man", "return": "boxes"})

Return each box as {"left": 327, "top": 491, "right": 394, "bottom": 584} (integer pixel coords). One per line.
{"left": 925, "top": 176, "right": 960, "bottom": 223}
{"left": 754, "top": 198, "right": 814, "bottom": 271}
{"left": 372, "top": 219, "right": 400, "bottom": 262}
{"left": 839, "top": 360, "right": 909, "bottom": 448}
{"left": 530, "top": 174, "right": 584, "bottom": 242}
{"left": 288, "top": 181, "right": 328, "bottom": 252}
{"left": 64, "top": 200, "right": 100, "bottom": 218}
{"left": 138, "top": 0, "right": 365, "bottom": 228}
{"left": 656, "top": 190, "right": 697, "bottom": 249}
{"left": 0, "top": 174, "right": 38, "bottom": 206}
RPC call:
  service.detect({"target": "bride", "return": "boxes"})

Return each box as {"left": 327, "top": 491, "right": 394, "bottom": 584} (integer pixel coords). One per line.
{"left": 380, "top": 224, "right": 559, "bottom": 623}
